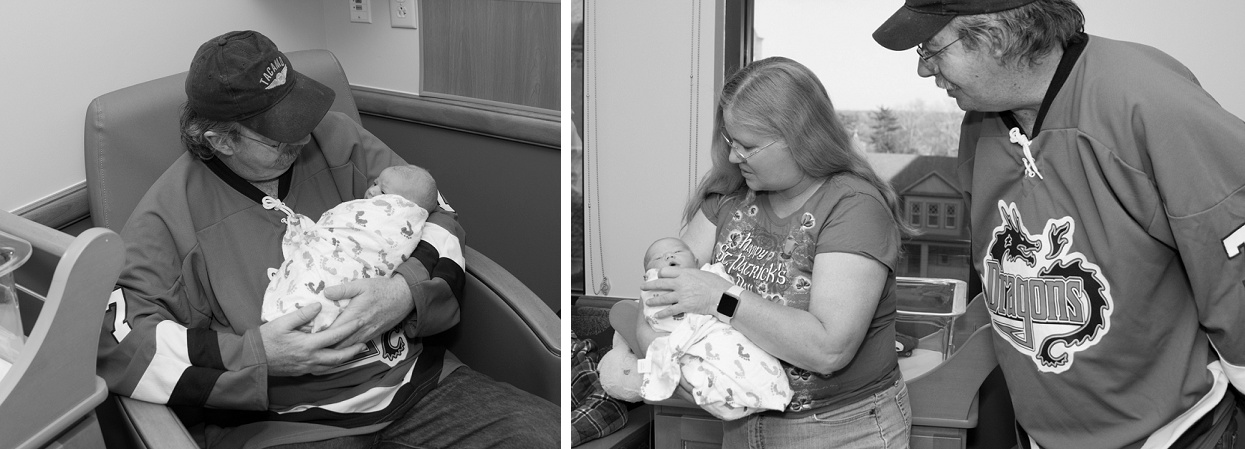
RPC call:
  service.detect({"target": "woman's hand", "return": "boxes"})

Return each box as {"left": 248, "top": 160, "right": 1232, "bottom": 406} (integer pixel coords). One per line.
{"left": 641, "top": 267, "right": 735, "bottom": 319}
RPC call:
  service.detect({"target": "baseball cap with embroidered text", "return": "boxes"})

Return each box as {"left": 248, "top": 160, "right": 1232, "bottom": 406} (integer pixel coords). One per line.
{"left": 185, "top": 30, "right": 335, "bottom": 144}
{"left": 873, "top": 0, "right": 1038, "bottom": 51}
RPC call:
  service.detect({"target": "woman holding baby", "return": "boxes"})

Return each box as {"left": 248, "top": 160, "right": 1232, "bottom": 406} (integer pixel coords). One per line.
{"left": 640, "top": 56, "right": 916, "bottom": 448}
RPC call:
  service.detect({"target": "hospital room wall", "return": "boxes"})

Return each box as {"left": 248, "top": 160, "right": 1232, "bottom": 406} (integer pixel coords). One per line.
{"left": 0, "top": 0, "right": 435, "bottom": 214}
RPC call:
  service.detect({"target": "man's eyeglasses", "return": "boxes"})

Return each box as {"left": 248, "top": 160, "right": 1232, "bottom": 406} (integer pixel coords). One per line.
{"left": 720, "top": 129, "right": 778, "bottom": 160}
{"left": 916, "top": 36, "right": 963, "bottom": 66}
{"left": 238, "top": 133, "right": 283, "bottom": 150}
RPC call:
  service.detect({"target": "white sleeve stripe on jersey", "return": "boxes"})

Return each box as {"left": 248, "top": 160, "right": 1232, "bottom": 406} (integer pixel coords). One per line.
{"left": 273, "top": 357, "right": 417, "bottom": 415}
{"left": 1137, "top": 362, "right": 1228, "bottom": 449}
{"left": 130, "top": 320, "right": 192, "bottom": 404}
{"left": 421, "top": 223, "right": 464, "bottom": 268}
{"left": 1210, "top": 340, "right": 1245, "bottom": 392}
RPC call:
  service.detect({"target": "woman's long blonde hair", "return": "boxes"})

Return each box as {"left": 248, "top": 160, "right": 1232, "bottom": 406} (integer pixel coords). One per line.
{"left": 682, "top": 56, "right": 915, "bottom": 238}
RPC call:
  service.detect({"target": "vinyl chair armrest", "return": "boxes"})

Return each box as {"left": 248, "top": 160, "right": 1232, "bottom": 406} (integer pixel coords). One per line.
{"left": 464, "top": 246, "right": 559, "bottom": 355}
{"left": 114, "top": 396, "right": 197, "bottom": 449}
{"left": 435, "top": 246, "right": 560, "bottom": 404}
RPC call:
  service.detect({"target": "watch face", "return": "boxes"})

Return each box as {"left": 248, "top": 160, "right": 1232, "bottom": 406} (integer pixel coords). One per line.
{"left": 717, "top": 292, "right": 739, "bottom": 317}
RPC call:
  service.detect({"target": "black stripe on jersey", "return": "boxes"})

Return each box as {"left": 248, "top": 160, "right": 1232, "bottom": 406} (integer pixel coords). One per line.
{"left": 432, "top": 258, "right": 465, "bottom": 299}
{"left": 203, "top": 155, "right": 294, "bottom": 203}
{"left": 409, "top": 241, "right": 466, "bottom": 299}
{"left": 409, "top": 241, "right": 440, "bottom": 273}
{"left": 1032, "top": 31, "right": 1087, "bottom": 137}
{"left": 187, "top": 327, "right": 226, "bottom": 370}
{"left": 168, "top": 366, "right": 224, "bottom": 406}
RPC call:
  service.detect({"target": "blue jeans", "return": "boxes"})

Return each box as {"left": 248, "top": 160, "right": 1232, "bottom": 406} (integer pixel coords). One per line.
{"left": 722, "top": 378, "right": 912, "bottom": 449}
{"left": 270, "top": 366, "right": 559, "bottom": 448}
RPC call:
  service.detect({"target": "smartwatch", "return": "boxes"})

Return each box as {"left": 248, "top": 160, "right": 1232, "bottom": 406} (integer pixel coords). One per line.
{"left": 717, "top": 285, "right": 744, "bottom": 324}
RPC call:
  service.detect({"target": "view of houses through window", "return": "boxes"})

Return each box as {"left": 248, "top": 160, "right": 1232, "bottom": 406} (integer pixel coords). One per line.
{"left": 754, "top": 0, "right": 972, "bottom": 284}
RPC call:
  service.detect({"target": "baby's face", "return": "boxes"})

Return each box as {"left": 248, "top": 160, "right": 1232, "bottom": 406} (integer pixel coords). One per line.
{"left": 644, "top": 239, "right": 698, "bottom": 270}
{"left": 365, "top": 167, "right": 403, "bottom": 199}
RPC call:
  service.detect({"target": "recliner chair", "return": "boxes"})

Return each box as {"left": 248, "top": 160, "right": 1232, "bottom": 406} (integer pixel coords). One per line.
{"left": 84, "top": 49, "right": 560, "bottom": 447}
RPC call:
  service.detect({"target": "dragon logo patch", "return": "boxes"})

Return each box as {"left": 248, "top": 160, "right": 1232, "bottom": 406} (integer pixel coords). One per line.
{"left": 983, "top": 201, "right": 1112, "bottom": 373}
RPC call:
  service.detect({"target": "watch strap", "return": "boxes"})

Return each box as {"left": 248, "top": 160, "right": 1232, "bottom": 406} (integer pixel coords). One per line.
{"left": 717, "top": 285, "right": 744, "bottom": 324}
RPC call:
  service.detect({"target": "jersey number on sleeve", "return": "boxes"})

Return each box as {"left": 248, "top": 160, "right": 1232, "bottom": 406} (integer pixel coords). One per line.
{"left": 106, "top": 288, "right": 132, "bottom": 342}
{"left": 1224, "top": 223, "right": 1245, "bottom": 259}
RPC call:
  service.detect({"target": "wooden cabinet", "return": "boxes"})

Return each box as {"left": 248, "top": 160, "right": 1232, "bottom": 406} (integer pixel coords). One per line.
{"left": 578, "top": 406, "right": 654, "bottom": 449}
{"left": 653, "top": 404, "right": 722, "bottom": 449}
{"left": 911, "top": 424, "right": 969, "bottom": 449}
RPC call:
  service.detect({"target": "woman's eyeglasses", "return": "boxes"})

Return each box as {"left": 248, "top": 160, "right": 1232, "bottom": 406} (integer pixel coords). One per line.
{"left": 720, "top": 129, "right": 778, "bottom": 160}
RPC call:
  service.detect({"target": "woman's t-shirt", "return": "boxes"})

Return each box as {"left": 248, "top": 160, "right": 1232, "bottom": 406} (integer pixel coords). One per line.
{"left": 702, "top": 174, "right": 901, "bottom": 415}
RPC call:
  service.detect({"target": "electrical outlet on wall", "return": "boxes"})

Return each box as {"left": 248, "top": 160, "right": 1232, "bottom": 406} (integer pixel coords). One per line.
{"left": 390, "top": 0, "right": 417, "bottom": 29}
{"left": 350, "top": 0, "right": 372, "bottom": 23}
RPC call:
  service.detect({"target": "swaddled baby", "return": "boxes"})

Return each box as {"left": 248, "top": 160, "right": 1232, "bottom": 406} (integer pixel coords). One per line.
{"left": 260, "top": 165, "right": 438, "bottom": 332}
{"left": 636, "top": 237, "right": 793, "bottom": 420}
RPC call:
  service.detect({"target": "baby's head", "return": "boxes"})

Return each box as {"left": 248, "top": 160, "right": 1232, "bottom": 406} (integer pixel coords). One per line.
{"left": 644, "top": 237, "right": 699, "bottom": 271}
{"left": 366, "top": 165, "right": 438, "bottom": 211}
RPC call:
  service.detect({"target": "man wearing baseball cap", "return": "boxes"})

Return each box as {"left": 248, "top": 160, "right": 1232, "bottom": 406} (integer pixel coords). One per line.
{"left": 873, "top": 1, "right": 1245, "bottom": 448}
{"left": 97, "top": 30, "right": 558, "bottom": 447}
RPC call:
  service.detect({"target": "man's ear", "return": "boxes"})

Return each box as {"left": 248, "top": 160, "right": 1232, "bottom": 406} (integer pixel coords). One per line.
{"left": 203, "top": 131, "right": 236, "bottom": 156}
{"left": 986, "top": 28, "right": 1009, "bottom": 59}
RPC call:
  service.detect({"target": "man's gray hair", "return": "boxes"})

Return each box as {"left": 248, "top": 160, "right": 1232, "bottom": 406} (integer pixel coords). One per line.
{"left": 179, "top": 103, "right": 242, "bottom": 160}
{"left": 953, "top": 0, "right": 1084, "bottom": 68}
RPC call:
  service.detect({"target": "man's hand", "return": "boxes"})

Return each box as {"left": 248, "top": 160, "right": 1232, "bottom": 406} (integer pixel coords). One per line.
{"left": 323, "top": 275, "right": 413, "bottom": 348}
{"left": 261, "top": 302, "right": 366, "bottom": 376}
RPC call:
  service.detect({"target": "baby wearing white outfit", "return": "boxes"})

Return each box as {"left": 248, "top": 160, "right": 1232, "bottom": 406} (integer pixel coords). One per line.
{"left": 638, "top": 238, "right": 792, "bottom": 420}
{"left": 261, "top": 165, "right": 438, "bottom": 332}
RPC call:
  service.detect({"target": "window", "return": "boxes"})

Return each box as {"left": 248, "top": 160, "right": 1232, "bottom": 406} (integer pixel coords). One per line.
{"left": 905, "top": 199, "right": 961, "bottom": 232}
{"left": 743, "top": 0, "right": 971, "bottom": 284}
{"left": 906, "top": 199, "right": 961, "bottom": 231}
{"left": 926, "top": 203, "right": 941, "bottom": 228}
{"left": 751, "top": 1, "right": 963, "bottom": 156}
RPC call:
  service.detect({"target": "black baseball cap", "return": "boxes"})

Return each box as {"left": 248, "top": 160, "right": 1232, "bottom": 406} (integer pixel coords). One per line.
{"left": 873, "top": 0, "right": 1038, "bottom": 51}
{"left": 185, "top": 30, "right": 335, "bottom": 143}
